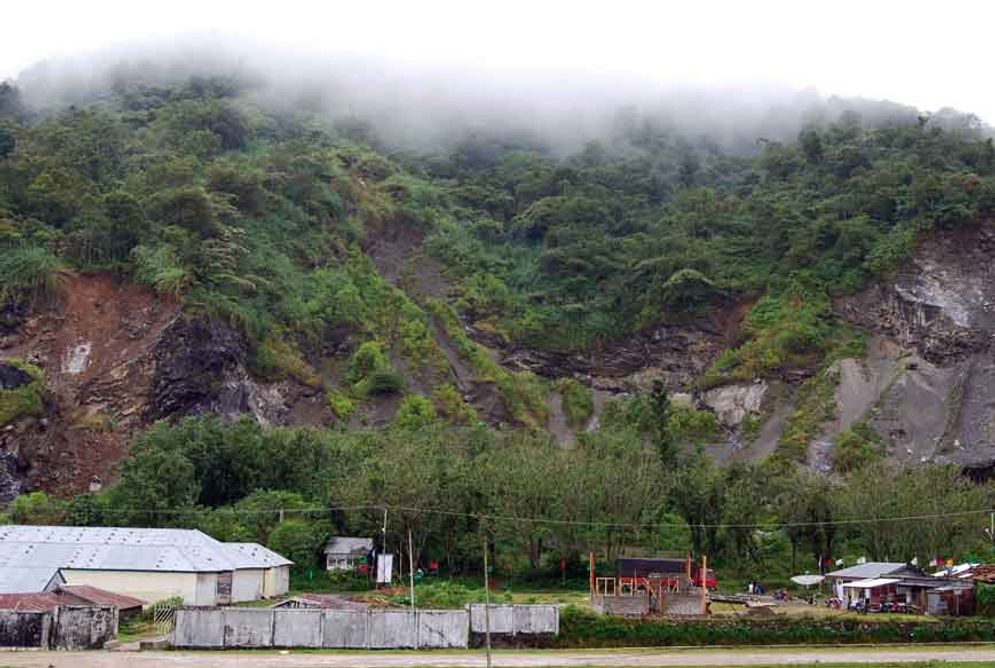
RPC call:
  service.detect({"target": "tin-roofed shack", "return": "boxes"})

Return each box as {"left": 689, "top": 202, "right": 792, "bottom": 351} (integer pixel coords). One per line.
{"left": 324, "top": 537, "right": 373, "bottom": 571}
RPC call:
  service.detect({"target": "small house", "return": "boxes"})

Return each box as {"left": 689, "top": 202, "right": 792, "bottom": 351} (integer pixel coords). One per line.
{"left": 324, "top": 537, "right": 373, "bottom": 571}
{"left": 825, "top": 562, "right": 915, "bottom": 602}
{"left": 52, "top": 585, "right": 145, "bottom": 620}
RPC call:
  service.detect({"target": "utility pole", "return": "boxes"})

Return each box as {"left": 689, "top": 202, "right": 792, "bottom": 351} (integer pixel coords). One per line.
{"left": 588, "top": 552, "right": 595, "bottom": 603}
{"left": 409, "top": 529, "right": 417, "bottom": 649}
{"left": 378, "top": 508, "right": 388, "bottom": 589}
{"left": 483, "top": 531, "right": 492, "bottom": 668}
{"left": 700, "top": 555, "right": 708, "bottom": 616}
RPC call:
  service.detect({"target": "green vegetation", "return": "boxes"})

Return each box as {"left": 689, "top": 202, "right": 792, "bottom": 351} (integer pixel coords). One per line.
{"left": 553, "top": 605, "right": 995, "bottom": 647}
{"left": 4, "top": 74, "right": 995, "bottom": 583}
{"left": 0, "top": 358, "right": 46, "bottom": 425}
{"left": 15, "top": 412, "right": 986, "bottom": 579}
{"left": 388, "top": 581, "right": 512, "bottom": 608}
{"left": 4, "top": 77, "right": 992, "bottom": 384}
{"left": 556, "top": 378, "right": 594, "bottom": 430}
{"left": 325, "top": 390, "right": 356, "bottom": 421}
{"left": 776, "top": 366, "right": 840, "bottom": 463}
{"left": 832, "top": 421, "right": 888, "bottom": 473}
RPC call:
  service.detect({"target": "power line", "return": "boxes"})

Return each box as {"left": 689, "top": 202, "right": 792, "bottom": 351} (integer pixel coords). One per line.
{"left": 62, "top": 501, "right": 995, "bottom": 530}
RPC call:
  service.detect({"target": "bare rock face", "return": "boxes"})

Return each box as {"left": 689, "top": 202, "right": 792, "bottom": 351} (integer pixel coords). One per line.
{"left": 838, "top": 224, "right": 995, "bottom": 365}
{"left": 834, "top": 223, "right": 995, "bottom": 467}
{"left": 497, "top": 302, "right": 749, "bottom": 392}
{"left": 147, "top": 316, "right": 319, "bottom": 427}
{"left": 702, "top": 381, "right": 767, "bottom": 427}
{"left": 147, "top": 316, "right": 252, "bottom": 421}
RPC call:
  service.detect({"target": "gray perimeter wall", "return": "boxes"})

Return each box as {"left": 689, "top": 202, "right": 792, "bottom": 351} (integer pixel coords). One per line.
{"left": 591, "top": 594, "right": 649, "bottom": 617}
{"left": 174, "top": 605, "right": 556, "bottom": 649}
{"left": 468, "top": 604, "right": 559, "bottom": 635}
{"left": 0, "top": 606, "right": 117, "bottom": 649}
{"left": 0, "top": 610, "right": 49, "bottom": 648}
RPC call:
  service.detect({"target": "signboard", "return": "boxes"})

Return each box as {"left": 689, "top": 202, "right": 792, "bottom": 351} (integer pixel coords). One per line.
{"left": 376, "top": 553, "right": 394, "bottom": 585}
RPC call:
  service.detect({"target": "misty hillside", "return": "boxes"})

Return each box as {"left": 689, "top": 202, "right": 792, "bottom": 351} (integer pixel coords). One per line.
{"left": 3, "top": 63, "right": 995, "bottom": 570}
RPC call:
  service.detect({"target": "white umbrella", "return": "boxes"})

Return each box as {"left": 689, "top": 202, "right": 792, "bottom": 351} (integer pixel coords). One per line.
{"left": 790, "top": 574, "right": 825, "bottom": 588}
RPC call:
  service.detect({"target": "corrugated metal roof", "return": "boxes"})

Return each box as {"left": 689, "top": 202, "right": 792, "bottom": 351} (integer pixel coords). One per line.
{"left": 0, "top": 592, "right": 61, "bottom": 612}
{"left": 0, "top": 566, "right": 63, "bottom": 594}
{"left": 0, "top": 525, "right": 255, "bottom": 573}
{"left": 324, "top": 537, "right": 373, "bottom": 556}
{"left": 271, "top": 594, "right": 369, "bottom": 610}
{"left": 0, "top": 525, "right": 221, "bottom": 546}
{"left": 825, "top": 562, "right": 908, "bottom": 579}
{"left": 842, "top": 577, "right": 901, "bottom": 588}
{"left": 225, "top": 542, "right": 293, "bottom": 568}
{"left": 56, "top": 585, "right": 145, "bottom": 609}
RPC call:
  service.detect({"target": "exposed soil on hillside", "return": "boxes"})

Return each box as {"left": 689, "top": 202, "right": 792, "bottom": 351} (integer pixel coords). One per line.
{"left": 1, "top": 274, "right": 179, "bottom": 496}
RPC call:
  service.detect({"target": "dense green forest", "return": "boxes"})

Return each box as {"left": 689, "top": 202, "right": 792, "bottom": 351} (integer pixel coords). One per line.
{"left": 4, "top": 414, "right": 991, "bottom": 581}
{"left": 3, "top": 75, "right": 995, "bottom": 580}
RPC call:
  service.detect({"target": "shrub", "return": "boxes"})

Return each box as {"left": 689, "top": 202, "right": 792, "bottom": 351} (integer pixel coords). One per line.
{"left": 347, "top": 341, "right": 403, "bottom": 396}
{"left": 431, "top": 383, "right": 477, "bottom": 424}
{"left": 497, "top": 370, "right": 549, "bottom": 428}
{"left": 7, "top": 490, "right": 65, "bottom": 525}
{"left": 363, "top": 369, "right": 404, "bottom": 396}
{"left": 556, "top": 378, "right": 594, "bottom": 430}
{"left": 0, "top": 358, "right": 46, "bottom": 426}
{"left": 326, "top": 391, "right": 355, "bottom": 420}
{"left": 553, "top": 606, "right": 995, "bottom": 647}
{"left": 252, "top": 335, "right": 321, "bottom": 387}
{"left": 832, "top": 421, "right": 887, "bottom": 473}
{"left": 978, "top": 583, "right": 995, "bottom": 617}
{"left": 131, "top": 244, "right": 191, "bottom": 298}
{"left": 0, "top": 246, "right": 69, "bottom": 303}
{"left": 394, "top": 394, "right": 436, "bottom": 428}
{"left": 348, "top": 341, "right": 389, "bottom": 382}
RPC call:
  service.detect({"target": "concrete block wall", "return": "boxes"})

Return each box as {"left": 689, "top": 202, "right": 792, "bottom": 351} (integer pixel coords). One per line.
{"left": 223, "top": 609, "right": 274, "bottom": 648}
{"left": 51, "top": 605, "right": 118, "bottom": 650}
{"left": 418, "top": 610, "right": 468, "bottom": 648}
{"left": 467, "top": 604, "right": 560, "bottom": 635}
{"left": 0, "top": 610, "right": 49, "bottom": 648}
{"left": 592, "top": 594, "right": 650, "bottom": 617}
{"left": 0, "top": 606, "right": 116, "bottom": 649}
{"left": 174, "top": 604, "right": 557, "bottom": 649}
{"left": 174, "top": 608, "right": 224, "bottom": 648}
{"left": 321, "top": 610, "right": 367, "bottom": 648}
{"left": 274, "top": 609, "right": 322, "bottom": 648}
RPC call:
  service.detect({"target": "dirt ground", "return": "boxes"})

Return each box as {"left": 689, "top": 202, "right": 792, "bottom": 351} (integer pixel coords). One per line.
{"left": 4, "top": 645, "right": 995, "bottom": 667}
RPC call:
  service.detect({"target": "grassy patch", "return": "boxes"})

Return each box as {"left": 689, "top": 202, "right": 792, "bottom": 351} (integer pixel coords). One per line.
{"left": 556, "top": 378, "right": 594, "bottom": 430}
{"left": 832, "top": 420, "right": 887, "bottom": 473}
{"left": 386, "top": 581, "right": 513, "bottom": 608}
{"left": 776, "top": 366, "right": 839, "bottom": 463}
{"left": 325, "top": 390, "right": 355, "bottom": 420}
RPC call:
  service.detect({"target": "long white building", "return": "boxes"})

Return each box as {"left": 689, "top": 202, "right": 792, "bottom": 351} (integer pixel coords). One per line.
{"left": 0, "top": 525, "right": 291, "bottom": 605}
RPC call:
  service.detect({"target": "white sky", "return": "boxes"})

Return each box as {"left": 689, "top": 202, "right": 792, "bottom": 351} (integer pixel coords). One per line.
{"left": 3, "top": 0, "right": 994, "bottom": 122}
